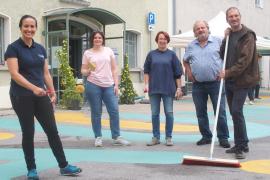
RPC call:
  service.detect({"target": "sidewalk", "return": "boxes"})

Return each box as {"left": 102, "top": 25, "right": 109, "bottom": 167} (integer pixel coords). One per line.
{"left": 0, "top": 86, "right": 11, "bottom": 110}
{"left": 0, "top": 93, "right": 270, "bottom": 179}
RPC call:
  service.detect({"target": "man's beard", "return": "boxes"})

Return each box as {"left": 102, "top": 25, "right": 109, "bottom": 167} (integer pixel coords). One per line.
{"left": 197, "top": 33, "right": 208, "bottom": 42}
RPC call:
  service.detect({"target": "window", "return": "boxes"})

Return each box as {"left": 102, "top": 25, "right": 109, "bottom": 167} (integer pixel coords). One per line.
{"left": 125, "top": 31, "right": 138, "bottom": 68}
{"left": 0, "top": 17, "right": 4, "bottom": 64}
{"left": 255, "top": 0, "right": 264, "bottom": 8}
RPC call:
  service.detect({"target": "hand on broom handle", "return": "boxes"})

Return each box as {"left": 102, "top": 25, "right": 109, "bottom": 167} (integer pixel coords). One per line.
{"left": 210, "top": 35, "right": 229, "bottom": 159}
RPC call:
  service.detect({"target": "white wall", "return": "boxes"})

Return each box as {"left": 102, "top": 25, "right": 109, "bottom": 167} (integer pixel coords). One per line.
{"left": 174, "top": 0, "right": 270, "bottom": 37}
{"left": 0, "top": 86, "right": 11, "bottom": 109}
{"left": 261, "top": 56, "right": 270, "bottom": 88}
{"left": 91, "top": 0, "right": 170, "bottom": 68}
{"left": 1, "top": 0, "right": 171, "bottom": 96}
{"left": 0, "top": 0, "right": 84, "bottom": 44}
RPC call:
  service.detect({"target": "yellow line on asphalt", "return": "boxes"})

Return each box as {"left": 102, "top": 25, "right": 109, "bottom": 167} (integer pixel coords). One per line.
{"left": 241, "top": 160, "right": 270, "bottom": 175}
{"left": 260, "top": 96, "right": 270, "bottom": 99}
{"left": 0, "top": 133, "right": 15, "bottom": 140}
{"left": 55, "top": 112, "right": 198, "bottom": 132}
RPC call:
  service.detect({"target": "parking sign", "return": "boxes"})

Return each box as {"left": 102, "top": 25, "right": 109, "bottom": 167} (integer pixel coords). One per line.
{"left": 148, "top": 12, "right": 156, "bottom": 25}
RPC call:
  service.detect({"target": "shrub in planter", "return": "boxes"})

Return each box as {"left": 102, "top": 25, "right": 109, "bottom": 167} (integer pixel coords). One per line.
{"left": 56, "top": 39, "right": 83, "bottom": 110}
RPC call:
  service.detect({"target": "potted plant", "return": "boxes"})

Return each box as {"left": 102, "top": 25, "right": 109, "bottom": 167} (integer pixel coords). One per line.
{"left": 56, "top": 39, "right": 83, "bottom": 110}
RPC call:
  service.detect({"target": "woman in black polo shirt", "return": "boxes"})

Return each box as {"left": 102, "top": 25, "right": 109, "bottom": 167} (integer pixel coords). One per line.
{"left": 5, "top": 15, "right": 81, "bottom": 179}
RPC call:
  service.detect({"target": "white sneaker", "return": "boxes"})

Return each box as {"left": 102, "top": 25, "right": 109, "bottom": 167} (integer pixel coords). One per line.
{"left": 244, "top": 102, "right": 248, "bottom": 105}
{"left": 147, "top": 137, "right": 160, "bottom": 146}
{"left": 249, "top": 100, "right": 255, "bottom": 105}
{"left": 113, "top": 136, "right": 131, "bottom": 146}
{"left": 165, "top": 137, "right": 174, "bottom": 146}
{"left": 95, "top": 137, "right": 103, "bottom": 147}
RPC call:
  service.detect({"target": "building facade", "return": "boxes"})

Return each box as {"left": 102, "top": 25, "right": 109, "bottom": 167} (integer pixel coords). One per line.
{"left": 0, "top": 0, "right": 172, "bottom": 97}
{"left": 1, "top": 0, "right": 269, "bottom": 105}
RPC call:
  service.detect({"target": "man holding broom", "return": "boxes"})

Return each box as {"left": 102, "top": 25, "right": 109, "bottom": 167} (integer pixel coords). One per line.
{"left": 219, "top": 7, "right": 259, "bottom": 159}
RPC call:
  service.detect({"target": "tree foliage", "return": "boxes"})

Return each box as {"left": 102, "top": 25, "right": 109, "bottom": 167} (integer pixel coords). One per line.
{"left": 56, "top": 39, "right": 83, "bottom": 109}
{"left": 119, "top": 55, "right": 137, "bottom": 104}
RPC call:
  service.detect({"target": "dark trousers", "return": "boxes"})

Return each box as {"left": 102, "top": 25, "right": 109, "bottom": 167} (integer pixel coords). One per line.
{"left": 255, "top": 84, "right": 260, "bottom": 98}
{"left": 10, "top": 95, "right": 68, "bottom": 170}
{"left": 192, "top": 81, "right": 229, "bottom": 140}
{"left": 225, "top": 81, "right": 249, "bottom": 148}
{"left": 247, "top": 87, "right": 255, "bottom": 101}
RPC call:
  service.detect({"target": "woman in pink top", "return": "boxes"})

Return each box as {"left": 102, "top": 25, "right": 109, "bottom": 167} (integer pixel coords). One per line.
{"left": 81, "top": 31, "right": 130, "bottom": 147}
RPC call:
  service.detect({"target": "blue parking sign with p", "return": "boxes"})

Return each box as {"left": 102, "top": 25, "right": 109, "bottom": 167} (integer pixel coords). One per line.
{"left": 148, "top": 12, "right": 156, "bottom": 25}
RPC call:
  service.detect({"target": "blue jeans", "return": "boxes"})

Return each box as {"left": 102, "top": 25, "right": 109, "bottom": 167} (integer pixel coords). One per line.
{"left": 225, "top": 81, "right": 249, "bottom": 147}
{"left": 85, "top": 81, "right": 120, "bottom": 139}
{"left": 192, "top": 81, "right": 229, "bottom": 140}
{"left": 149, "top": 94, "right": 174, "bottom": 139}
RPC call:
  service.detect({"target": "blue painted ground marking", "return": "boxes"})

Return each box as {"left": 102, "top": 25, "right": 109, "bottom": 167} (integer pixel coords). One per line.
{"left": 0, "top": 148, "right": 185, "bottom": 179}
{"left": 1, "top": 100, "right": 270, "bottom": 179}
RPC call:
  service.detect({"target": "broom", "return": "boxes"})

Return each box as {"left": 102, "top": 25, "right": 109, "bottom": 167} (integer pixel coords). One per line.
{"left": 182, "top": 35, "right": 241, "bottom": 168}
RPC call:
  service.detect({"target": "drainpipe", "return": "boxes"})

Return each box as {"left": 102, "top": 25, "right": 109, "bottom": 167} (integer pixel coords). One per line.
{"left": 172, "top": 0, "right": 176, "bottom": 35}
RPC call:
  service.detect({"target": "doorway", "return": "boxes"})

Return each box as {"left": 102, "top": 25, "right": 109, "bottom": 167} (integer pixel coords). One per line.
{"left": 69, "top": 38, "right": 82, "bottom": 78}
{"left": 47, "top": 19, "right": 93, "bottom": 101}
{"left": 69, "top": 21, "right": 93, "bottom": 79}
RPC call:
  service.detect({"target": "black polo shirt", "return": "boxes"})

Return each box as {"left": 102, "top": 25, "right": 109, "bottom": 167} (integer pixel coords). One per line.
{"left": 4, "top": 38, "right": 47, "bottom": 96}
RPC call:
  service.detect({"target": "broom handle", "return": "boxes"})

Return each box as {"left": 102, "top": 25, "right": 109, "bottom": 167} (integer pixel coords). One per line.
{"left": 210, "top": 35, "right": 229, "bottom": 159}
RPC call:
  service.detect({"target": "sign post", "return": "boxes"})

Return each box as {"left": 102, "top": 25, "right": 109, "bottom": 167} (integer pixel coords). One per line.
{"left": 147, "top": 12, "right": 156, "bottom": 31}
{"left": 147, "top": 12, "right": 156, "bottom": 50}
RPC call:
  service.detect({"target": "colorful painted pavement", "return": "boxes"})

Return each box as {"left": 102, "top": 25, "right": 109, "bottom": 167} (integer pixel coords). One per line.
{"left": 0, "top": 95, "right": 270, "bottom": 179}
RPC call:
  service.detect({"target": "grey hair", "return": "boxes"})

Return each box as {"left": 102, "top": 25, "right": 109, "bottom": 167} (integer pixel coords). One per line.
{"left": 193, "top": 20, "right": 210, "bottom": 37}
